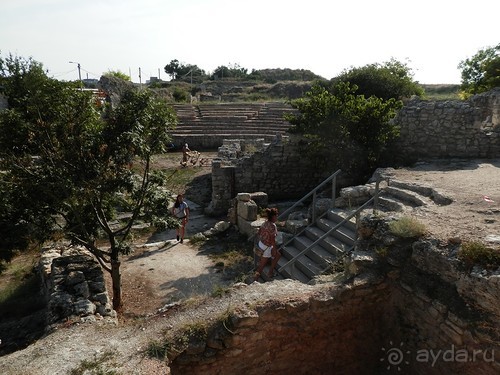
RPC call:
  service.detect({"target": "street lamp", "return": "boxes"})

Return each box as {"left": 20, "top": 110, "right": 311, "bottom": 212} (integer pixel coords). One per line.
{"left": 69, "top": 61, "right": 82, "bottom": 83}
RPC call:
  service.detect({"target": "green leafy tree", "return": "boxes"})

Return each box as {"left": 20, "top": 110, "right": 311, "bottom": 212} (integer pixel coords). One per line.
{"left": 458, "top": 44, "right": 500, "bottom": 97}
{"left": 210, "top": 63, "right": 248, "bottom": 80}
{"left": 164, "top": 59, "right": 205, "bottom": 82}
{"left": 250, "top": 68, "right": 324, "bottom": 83}
{"left": 331, "top": 58, "right": 423, "bottom": 100}
{"left": 286, "top": 82, "right": 402, "bottom": 177}
{"left": 0, "top": 54, "right": 179, "bottom": 309}
{"left": 104, "top": 70, "right": 131, "bottom": 81}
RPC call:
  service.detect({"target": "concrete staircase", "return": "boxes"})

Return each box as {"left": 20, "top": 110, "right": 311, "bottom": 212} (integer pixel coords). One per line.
{"left": 276, "top": 210, "right": 356, "bottom": 283}
{"left": 256, "top": 209, "right": 357, "bottom": 284}
{"left": 260, "top": 175, "right": 453, "bottom": 284}
{"left": 171, "top": 102, "right": 297, "bottom": 149}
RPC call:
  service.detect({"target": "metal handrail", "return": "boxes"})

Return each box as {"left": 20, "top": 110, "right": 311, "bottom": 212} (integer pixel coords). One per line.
{"left": 278, "top": 169, "right": 341, "bottom": 222}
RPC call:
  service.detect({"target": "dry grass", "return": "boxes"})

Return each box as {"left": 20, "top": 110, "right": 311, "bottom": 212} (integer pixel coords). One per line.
{"left": 388, "top": 216, "right": 426, "bottom": 238}
{"left": 458, "top": 241, "right": 500, "bottom": 269}
{"left": 0, "top": 251, "right": 45, "bottom": 321}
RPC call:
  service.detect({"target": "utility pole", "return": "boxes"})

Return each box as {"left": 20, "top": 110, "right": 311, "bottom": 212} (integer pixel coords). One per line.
{"left": 139, "top": 67, "right": 142, "bottom": 88}
{"left": 69, "top": 61, "right": 82, "bottom": 83}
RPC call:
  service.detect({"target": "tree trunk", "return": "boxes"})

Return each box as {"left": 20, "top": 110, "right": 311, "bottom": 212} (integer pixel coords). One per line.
{"left": 111, "top": 258, "right": 122, "bottom": 310}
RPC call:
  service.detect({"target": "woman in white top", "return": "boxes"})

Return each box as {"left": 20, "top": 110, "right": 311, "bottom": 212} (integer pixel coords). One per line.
{"left": 172, "top": 194, "right": 189, "bottom": 243}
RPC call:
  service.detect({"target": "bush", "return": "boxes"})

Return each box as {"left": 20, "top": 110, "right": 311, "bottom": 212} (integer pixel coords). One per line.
{"left": 172, "top": 87, "right": 189, "bottom": 102}
{"left": 146, "top": 340, "right": 170, "bottom": 360}
{"left": 458, "top": 241, "right": 500, "bottom": 269}
{"left": 388, "top": 217, "right": 426, "bottom": 238}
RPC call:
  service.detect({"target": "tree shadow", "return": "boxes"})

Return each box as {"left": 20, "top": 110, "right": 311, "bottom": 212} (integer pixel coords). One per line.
{"left": 158, "top": 270, "right": 229, "bottom": 304}
{"left": 405, "top": 158, "right": 500, "bottom": 172}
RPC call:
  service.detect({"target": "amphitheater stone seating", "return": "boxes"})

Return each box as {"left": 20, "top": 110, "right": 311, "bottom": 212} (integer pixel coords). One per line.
{"left": 171, "top": 102, "right": 296, "bottom": 149}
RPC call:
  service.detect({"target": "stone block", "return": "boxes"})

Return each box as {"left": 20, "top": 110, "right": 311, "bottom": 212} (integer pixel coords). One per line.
{"left": 249, "top": 192, "right": 268, "bottom": 207}
{"left": 227, "top": 207, "right": 237, "bottom": 224}
{"left": 214, "top": 221, "right": 231, "bottom": 233}
{"left": 237, "top": 193, "right": 251, "bottom": 202}
{"left": 92, "top": 292, "right": 110, "bottom": 305}
{"left": 73, "top": 281, "right": 90, "bottom": 298}
{"left": 237, "top": 200, "right": 258, "bottom": 221}
{"left": 237, "top": 218, "right": 264, "bottom": 238}
{"left": 345, "top": 250, "right": 374, "bottom": 276}
{"left": 65, "top": 270, "right": 86, "bottom": 286}
{"left": 74, "top": 299, "right": 96, "bottom": 316}
{"left": 232, "top": 310, "right": 259, "bottom": 328}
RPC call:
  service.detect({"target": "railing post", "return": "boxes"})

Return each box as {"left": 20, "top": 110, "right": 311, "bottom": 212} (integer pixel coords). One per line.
{"left": 312, "top": 190, "right": 317, "bottom": 225}
{"left": 373, "top": 177, "right": 380, "bottom": 214}
{"left": 332, "top": 175, "right": 336, "bottom": 208}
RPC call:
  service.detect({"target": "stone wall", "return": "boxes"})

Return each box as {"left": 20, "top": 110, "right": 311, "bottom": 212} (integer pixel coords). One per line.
{"left": 206, "top": 137, "right": 346, "bottom": 216}
{"left": 168, "top": 279, "right": 398, "bottom": 375}
{"left": 391, "top": 240, "right": 500, "bottom": 374}
{"left": 39, "top": 245, "right": 117, "bottom": 325}
{"left": 206, "top": 90, "right": 500, "bottom": 216}
{"left": 393, "top": 88, "right": 500, "bottom": 158}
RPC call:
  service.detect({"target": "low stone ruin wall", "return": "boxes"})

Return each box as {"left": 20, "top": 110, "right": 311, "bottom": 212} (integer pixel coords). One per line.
{"left": 39, "top": 245, "right": 117, "bottom": 325}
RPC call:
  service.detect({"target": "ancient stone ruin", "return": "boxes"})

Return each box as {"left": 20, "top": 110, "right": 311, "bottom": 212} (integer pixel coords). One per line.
{"left": 166, "top": 215, "right": 499, "bottom": 374}
{"left": 39, "top": 245, "right": 117, "bottom": 326}
{"left": 164, "top": 90, "right": 500, "bottom": 374}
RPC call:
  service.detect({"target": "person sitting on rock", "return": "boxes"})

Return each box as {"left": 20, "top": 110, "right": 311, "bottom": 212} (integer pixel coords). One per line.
{"left": 181, "top": 143, "right": 190, "bottom": 167}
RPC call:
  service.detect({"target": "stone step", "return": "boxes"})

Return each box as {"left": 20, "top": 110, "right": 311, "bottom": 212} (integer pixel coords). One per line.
{"left": 377, "top": 196, "right": 405, "bottom": 212}
{"left": 292, "top": 235, "right": 342, "bottom": 265}
{"left": 174, "top": 124, "right": 289, "bottom": 130}
{"left": 277, "top": 249, "right": 314, "bottom": 283}
{"left": 277, "top": 208, "right": 356, "bottom": 283}
{"left": 384, "top": 185, "right": 429, "bottom": 207}
{"left": 327, "top": 210, "right": 357, "bottom": 233}
{"left": 314, "top": 218, "right": 356, "bottom": 246}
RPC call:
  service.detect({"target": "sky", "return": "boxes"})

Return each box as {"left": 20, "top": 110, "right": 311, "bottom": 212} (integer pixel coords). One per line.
{"left": 1, "top": 0, "right": 499, "bottom": 84}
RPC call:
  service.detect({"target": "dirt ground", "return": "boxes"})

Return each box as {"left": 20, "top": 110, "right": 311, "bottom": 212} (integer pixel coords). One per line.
{"left": 1, "top": 156, "right": 499, "bottom": 374}
{"left": 118, "top": 151, "right": 243, "bottom": 320}
{"left": 381, "top": 158, "right": 500, "bottom": 245}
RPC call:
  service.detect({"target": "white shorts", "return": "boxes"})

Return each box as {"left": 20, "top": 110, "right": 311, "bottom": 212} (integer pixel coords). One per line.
{"left": 258, "top": 241, "right": 273, "bottom": 258}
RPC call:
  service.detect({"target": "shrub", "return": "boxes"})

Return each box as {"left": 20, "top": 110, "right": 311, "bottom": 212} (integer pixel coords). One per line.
{"left": 458, "top": 241, "right": 500, "bottom": 269}
{"left": 146, "top": 339, "right": 170, "bottom": 360}
{"left": 172, "top": 87, "right": 189, "bottom": 102}
{"left": 388, "top": 217, "right": 426, "bottom": 238}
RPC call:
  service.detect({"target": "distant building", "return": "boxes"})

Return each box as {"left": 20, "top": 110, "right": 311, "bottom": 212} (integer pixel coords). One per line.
{"left": 146, "top": 76, "right": 167, "bottom": 85}
{"left": 83, "top": 78, "right": 99, "bottom": 88}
